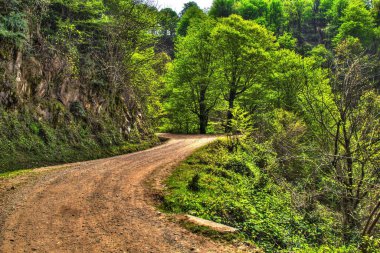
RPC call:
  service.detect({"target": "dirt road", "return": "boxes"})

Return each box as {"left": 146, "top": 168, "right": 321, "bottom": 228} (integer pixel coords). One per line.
{"left": 0, "top": 134, "right": 252, "bottom": 253}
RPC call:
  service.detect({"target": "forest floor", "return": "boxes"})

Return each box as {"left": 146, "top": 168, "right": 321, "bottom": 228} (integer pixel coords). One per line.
{"left": 0, "top": 134, "right": 255, "bottom": 253}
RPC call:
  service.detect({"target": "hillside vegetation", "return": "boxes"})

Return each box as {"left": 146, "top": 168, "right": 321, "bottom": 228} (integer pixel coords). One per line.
{"left": 164, "top": 140, "right": 357, "bottom": 252}
{"left": 160, "top": 0, "right": 380, "bottom": 252}
{"left": 0, "top": 0, "right": 166, "bottom": 172}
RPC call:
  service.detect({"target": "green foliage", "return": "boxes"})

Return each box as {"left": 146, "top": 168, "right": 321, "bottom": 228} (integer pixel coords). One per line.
{"left": 230, "top": 106, "right": 254, "bottom": 136}
{"left": 0, "top": 11, "right": 28, "bottom": 48}
{"left": 157, "top": 8, "right": 179, "bottom": 56}
{"left": 166, "top": 18, "right": 221, "bottom": 134}
{"left": 277, "top": 32, "right": 297, "bottom": 50}
{"left": 309, "top": 44, "right": 334, "bottom": 67}
{"left": 267, "top": 0, "right": 284, "bottom": 33}
{"left": 188, "top": 173, "right": 201, "bottom": 191}
{"left": 361, "top": 236, "right": 380, "bottom": 253}
{"left": 163, "top": 140, "right": 344, "bottom": 252}
{"left": 209, "top": 0, "right": 235, "bottom": 18}
{"left": 295, "top": 244, "right": 359, "bottom": 253}
{"left": 0, "top": 106, "right": 160, "bottom": 174}
{"left": 203, "top": 0, "right": 379, "bottom": 54}
{"left": 179, "top": 1, "right": 199, "bottom": 16}
{"left": 234, "top": 0, "right": 268, "bottom": 22}
{"left": 212, "top": 14, "right": 277, "bottom": 130}
{"left": 160, "top": 90, "right": 199, "bottom": 133}
{"left": 224, "top": 155, "right": 253, "bottom": 176}
{"left": 129, "top": 48, "right": 168, "bottom": 128}
{"left": 70, "top": 101, "right": 86, "bottom": 118}
{"left": 176, "top": 5, "right": 206, "bottom": 36}
{"left": 334, "top": 0, "right": 376, "bottom": 47}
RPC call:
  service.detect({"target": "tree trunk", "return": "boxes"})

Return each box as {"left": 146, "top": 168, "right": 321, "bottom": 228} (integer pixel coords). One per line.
{"left": 225, "top": 88, "right": 236, "bottom": 133}
{"left": 199, "top": 114, "right": 208, "bottom": 134}
{"left": 198, "top": 86, "right": 208, "bottom": 134}
{"left": 363, "top": 200, "right": 380, "bottom": 236}
{"left": 312, "top": 0, "right": 323, "bottom": 44}
{"left": 342, "top": 121, "right": 358, "bottom": 242}
{"left": 342, "top": 194, "right": 356, "bottom": 242}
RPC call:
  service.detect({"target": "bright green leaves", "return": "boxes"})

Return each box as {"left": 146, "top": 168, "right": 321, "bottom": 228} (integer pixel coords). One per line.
{"left": 162, "top": 0, "right": 380, "bottom": 250}
{"left": 47, "top": 0, "right": 108, "bottom": 46}
{"left": 163, "top": 139, "right": 333, "bottom": 251}
{"left": 177, "top": 4, "right": 206, "bottom": 36}
{"left": 166, "top": 13, "right": 279, "bottom": 133}
{"left": 52, "top": 0, "right": 105, "bottom": 16}
{"left": 334, "top": 0, "right": 376, "bottom": 47}
{"left": 229, "top": 106, "right": 254, "bottom": 137}
{"left": 234, "top": 0, "right": 268, "bottom": 22}
{"left": 130, "top": 49, "right": 169, "bottom": 127}
{"left": 212, "top": 14, "right": 277, "bottom": 74}
{"left": 278, "top": 32, "right": 297, "bottom": 50}
{"left": 270, "top": 49, "right": 306, "bottom": 111}
{"left": 166, "top": 18, "right": 220, "bottom": 133}
{"left": 50, "top": 0, "right": 106, "bottom": 26}
{"left": 212, "top": 15, "right": 276, "bottom": 130}
{"left": 206, "top": 0, "right": 379, "bottom": 55}
{"left": 169, "top": 13, "right": 277, "bottom": 133}
{"left": 158, "top": 8, "right": 178, "bottom": 38}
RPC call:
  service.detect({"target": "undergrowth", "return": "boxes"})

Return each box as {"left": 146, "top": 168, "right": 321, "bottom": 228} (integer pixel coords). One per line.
{"left": 162, "top": 139, "right": 369, "bottom": 252}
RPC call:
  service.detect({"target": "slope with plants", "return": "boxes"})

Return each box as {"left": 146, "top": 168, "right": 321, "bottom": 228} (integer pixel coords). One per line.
{"left": 161, "top": 0, "right": 380, "bottom": 252}
{"left": 0, "top": 0, "right": 172, "bottom": 173}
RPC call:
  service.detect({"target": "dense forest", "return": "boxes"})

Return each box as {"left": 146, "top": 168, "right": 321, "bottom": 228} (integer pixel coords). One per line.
{"left": 0, "top": 0, "right": 379, "bottom": 252}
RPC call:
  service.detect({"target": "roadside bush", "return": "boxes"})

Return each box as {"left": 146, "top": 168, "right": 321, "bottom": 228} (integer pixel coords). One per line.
{"left": 188, "top": 174, "right": 201, "bottom": 191}
{"left": 224, "top": 155, "right": 253, "bottom": 176}
{"left": 163, "top": 139, "right": 344, "bottom": 252}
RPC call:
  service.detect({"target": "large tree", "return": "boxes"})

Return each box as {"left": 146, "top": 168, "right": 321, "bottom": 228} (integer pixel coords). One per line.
{"left": 168, "top": 19, "right": 220, "bottom": 134}
{"left": 302, "top": 37, "right": 380, "bottom": 242}
{"left": 334, "top": 0, "right": 377, "bottom": 49}
{"left": 211, "top": 14, "right": 276, "bottom": 132}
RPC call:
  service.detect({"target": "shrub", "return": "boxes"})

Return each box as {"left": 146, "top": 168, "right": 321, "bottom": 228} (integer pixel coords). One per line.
{"left": 224, "top": 156, "right": 253, "bottom": 176}
{"left": 70, "top": 101, "right": 86, "bottom": 119}
{"left": 188, "top": 174, "right": 201, "bottom": 191}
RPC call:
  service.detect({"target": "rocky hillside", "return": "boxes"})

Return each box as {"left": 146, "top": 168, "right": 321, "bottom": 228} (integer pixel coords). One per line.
{"left": 0, "top": 0, "right": 166, "bottom": 172}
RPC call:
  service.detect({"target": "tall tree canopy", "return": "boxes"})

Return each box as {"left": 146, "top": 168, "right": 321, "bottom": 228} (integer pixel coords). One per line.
{"left": 167, "top": 19, "right": 220, "bottom": 133}
{"left": 211, "top": 14, "right": 277, "bottom": 131}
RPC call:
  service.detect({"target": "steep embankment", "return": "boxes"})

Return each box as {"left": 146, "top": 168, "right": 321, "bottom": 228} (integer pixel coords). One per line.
{"left": 0, "top": 134, "right": 255, "bottom": 253}
{"left": 0, "top": 1, "right": 165, "bottom": 172}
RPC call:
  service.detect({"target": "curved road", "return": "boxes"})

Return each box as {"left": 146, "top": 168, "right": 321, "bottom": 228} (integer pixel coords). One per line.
{"left": 0, "top": 134, "right": 251, "bottom": 253}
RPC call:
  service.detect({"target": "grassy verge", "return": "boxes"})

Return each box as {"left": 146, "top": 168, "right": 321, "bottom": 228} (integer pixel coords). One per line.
{"left": 162, "top": 139, "right": 362, "bottom": 253}
{"left": 0, "top": 138, "right": 161, "bottom": 174}
{"left": 0, "top": 139, "right": 162, "bottom": 177}
{"left": 0, "top": 168, "right": 40, "bottom": 179}
{"left": 0, "top": 107, "right": 163, "bottom": 175}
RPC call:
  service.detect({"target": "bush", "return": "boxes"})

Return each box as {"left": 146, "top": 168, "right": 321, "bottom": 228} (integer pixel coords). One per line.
{"left": 188, "top": 174, "right": 201, "bottom": 191}
{"left": 224, "top": 156, "right": 253, "bottom": 176}
{"left": 70, "top": 101, "right": 86, "bottom": 119}
{"left": 361, "top": 236, "right": 380, "bottom": 253}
